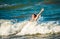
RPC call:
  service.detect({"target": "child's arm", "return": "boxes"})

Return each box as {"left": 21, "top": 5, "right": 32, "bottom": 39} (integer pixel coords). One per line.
{"left": 35, "top": 8, "right": 44, "bottom": 21}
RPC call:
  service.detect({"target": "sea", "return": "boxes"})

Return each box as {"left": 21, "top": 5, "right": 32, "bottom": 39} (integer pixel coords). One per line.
{"left": 0, "top": 0, "right": 60, "bottom": 39}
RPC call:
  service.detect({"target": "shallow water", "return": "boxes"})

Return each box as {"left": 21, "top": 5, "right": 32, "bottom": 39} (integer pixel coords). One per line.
{"left": 0, "top": 34, "right": 60, "bottom": 39}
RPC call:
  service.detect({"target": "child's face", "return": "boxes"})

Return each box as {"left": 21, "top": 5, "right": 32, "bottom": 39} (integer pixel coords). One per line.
{"left": 32, "top": 14, "right": 36, "bottom": 18}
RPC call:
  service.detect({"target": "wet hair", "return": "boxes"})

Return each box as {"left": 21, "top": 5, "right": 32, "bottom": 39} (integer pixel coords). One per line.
{"left": 33, "top": 14, "right": 37, "bottom": 18}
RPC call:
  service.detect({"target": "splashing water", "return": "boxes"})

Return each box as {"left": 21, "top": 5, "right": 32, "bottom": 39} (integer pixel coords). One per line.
{"left": 0, "top": 19, "right": 60, "bottom": 36}
{"left": 0, "top": 0, "right": 60, "bottom": 37}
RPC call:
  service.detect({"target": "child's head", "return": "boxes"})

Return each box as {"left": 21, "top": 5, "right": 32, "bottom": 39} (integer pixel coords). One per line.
{"left": 32, "top": 14, "right": 37, "bottom": 18}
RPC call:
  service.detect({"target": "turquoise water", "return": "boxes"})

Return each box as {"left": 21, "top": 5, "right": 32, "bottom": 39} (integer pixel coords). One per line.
{"left": 0, "top": 0, "right": 60, "bottom": 21}
{"left": 0, "top": 0, "right": 60, "bottom": 39}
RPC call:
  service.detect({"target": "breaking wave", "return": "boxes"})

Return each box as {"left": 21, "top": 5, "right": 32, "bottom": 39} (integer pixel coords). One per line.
{"left": 0, "top": 19, "right": 60, "bottom": 36}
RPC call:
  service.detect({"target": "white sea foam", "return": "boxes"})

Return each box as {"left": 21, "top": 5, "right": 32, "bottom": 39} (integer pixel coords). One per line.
{"left": 0, "top": 19, "right": 60, "bottom": 36}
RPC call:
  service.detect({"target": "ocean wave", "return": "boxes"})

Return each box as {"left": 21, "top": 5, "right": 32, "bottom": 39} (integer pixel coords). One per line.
{"left": 0, "top": 4, "right": 16, "bottom": 8}
{"left": 0, "top": 19, "right": 60, "bottom": 36}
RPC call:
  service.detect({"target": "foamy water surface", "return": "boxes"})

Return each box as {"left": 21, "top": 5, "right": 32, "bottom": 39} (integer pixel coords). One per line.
{"left": 0, "top": 19, "right": 60, "bottom": 36}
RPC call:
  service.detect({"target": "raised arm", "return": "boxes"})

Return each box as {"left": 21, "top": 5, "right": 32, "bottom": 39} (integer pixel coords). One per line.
{"left": 35, "top": 8, "right": 44, "bottom": 21}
